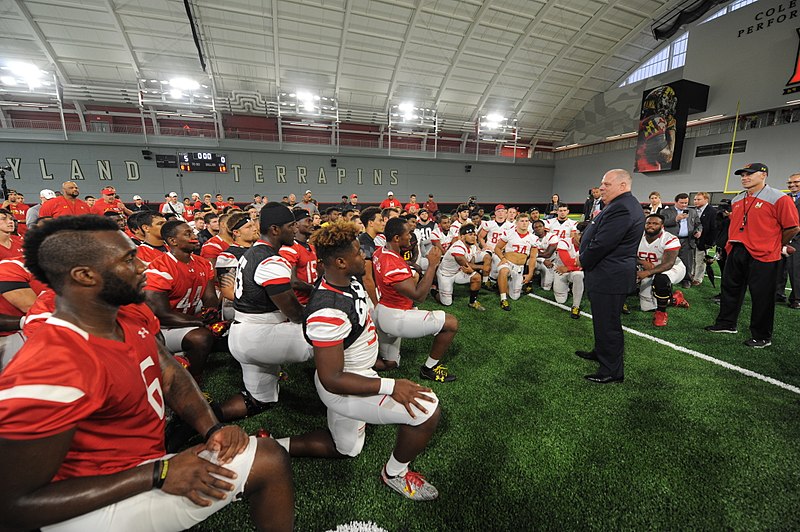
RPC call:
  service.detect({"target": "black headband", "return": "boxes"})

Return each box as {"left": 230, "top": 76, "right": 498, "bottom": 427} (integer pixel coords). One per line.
{"left": 259, "top": 203, "right": 296, "bottom": 232}
{"left": 231, "top": 217, "right": 251, "bottom": 231}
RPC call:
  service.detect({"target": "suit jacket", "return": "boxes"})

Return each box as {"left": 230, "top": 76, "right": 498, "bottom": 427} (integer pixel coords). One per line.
{"left": 579, "top": 191, "right": 645, "bottom": 295}
{"left": 583, "top": 197, "right": 605, "bottom": 220}
{"left": 695, "top": 204, "right": 718, "bottom": 250}
{"left": 662, "top": 205, "right": 702, "bottom": 247}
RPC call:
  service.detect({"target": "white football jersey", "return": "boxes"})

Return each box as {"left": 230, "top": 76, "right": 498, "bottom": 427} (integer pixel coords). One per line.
{"left": 554, "top": 238, "right": 580, "bottom": 269}
{"left": 500, "top": 230, "right": 537, "bottom": 256}
{"left": 439, "top": 240, "right": 475, "bottom": 277}
{"left": 532, "top": 232, "right": 559, "bottom": 253}
{"left": 430, "top": 226, "right": 452, "bottom": 252}
{"left": 546, "top": 218, "right": 578, "bottom": 240}
{"left": 480, "top": 220, "right": 514, "bottom": 251}
{"left": 637, "top": 230, "right": 681, "bottom": 266}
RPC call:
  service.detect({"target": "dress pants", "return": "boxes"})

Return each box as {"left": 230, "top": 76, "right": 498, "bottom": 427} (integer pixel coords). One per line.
{"left": 588, "top": 290, "right": 626, "bottom": 378}
{"left": 678, "top": 237, "right": 694, "bottom": 283}
{"left": 715, "top": 243, "right": 780, "bottom": 340}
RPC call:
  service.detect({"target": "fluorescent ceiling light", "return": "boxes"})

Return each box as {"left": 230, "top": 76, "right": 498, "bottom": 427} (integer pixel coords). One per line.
{"left": 8, "top": 61, "right": 42, "bottom": 79}
{"left": 0, "top": 76, "right": 16, "bottom": 86}
{"left": 787, "top": 99, "right": 800, "bottom": 105}
{"left": 169, "top": 78, "right": 200, "bottom": 91}
{"left": 169, "top": 89, "right": 183, "bottom": 99}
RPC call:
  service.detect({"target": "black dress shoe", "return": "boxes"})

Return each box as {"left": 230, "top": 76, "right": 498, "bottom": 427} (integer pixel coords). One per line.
{"left": 584, "top": 373, "right": 624, "bottom": 384}
{"left": 789, "top": 301, "right": 800, "bottom": 309}
{"left": 575, "top": 350, "right": 599, "bottom": 361}
{"left": 776, "top": 295, "right": 787, "bottom": 303}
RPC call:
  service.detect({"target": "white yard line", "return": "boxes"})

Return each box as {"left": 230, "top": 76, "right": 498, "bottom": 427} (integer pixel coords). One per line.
{"left": 527, "top": 293, "right": 800, "bottom": 395}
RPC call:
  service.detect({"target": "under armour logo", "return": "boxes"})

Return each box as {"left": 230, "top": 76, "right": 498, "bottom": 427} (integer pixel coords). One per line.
{"left": 138, "top": 327, "right": 149, "bottom": 338}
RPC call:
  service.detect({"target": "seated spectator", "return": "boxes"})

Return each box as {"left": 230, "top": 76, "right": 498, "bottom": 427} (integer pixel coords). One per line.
{"left": 0, "top": 209, "right": 24, "bottom": 260}
{"left": 136, "top": 212, "right": 168, "bottom": 266}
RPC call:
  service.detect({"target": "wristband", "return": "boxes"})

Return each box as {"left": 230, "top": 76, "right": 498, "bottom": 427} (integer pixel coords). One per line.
{"left": 19, "top": 316, "right": 25, "bottom": 330}
{"left": 379, "top": 378, "right": 395, "bottom": 396}
{"left": 152, "top": 459, "right": 169, "bottom": 489}
{"left": 204, "top": 422, "right": 226, "bottom": 441}
{"left": 783, "top": 246, "right": 788, "bottom": 255}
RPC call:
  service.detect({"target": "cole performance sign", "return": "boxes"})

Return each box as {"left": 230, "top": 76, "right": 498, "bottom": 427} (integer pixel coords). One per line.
{"left": 736, "top": 1, "right": 798, "bottom": 38}
{"left": 2, "top": 157, "right": 400, "bottom": 186}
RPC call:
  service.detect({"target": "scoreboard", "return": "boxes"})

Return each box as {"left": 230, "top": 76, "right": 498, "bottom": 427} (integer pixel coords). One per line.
{"left": 178, "top": 152, "right": 228, "bottom": 172}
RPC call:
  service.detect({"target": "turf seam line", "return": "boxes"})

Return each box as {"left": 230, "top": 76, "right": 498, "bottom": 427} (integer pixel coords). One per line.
{"left": 527, "top": 293, "right": 800, "bottom": 396}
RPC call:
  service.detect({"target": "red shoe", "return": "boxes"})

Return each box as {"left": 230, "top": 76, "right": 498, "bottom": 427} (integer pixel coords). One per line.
{"left": 653, "top": 310, "right": 668, "bottom": 327}
{"left": 174, "top": 354, "right": 190, "bottom": 369}
{"left": 671, "top": 290, "right": 690, "bottom": 308}
{"left": 256, "top": 428, "right": 271, "bottom": 438}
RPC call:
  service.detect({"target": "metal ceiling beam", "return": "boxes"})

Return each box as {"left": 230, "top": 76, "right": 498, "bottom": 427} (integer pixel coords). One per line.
{"left": 385, "top": 0, "right": 424, "bottom": 106}
{"left": 334, "top": 0, "right": 353, "bottom": 98}
{"left": 433, "top": 1, "right": 493, "bottom": 107}
{"left": 470, "top": 0, "right": 561, "bottom": 120}
{"left": 103, "top": 0, "right": 142, "bottom": 78}
{"left": 9, "top": 0, "right": 71, "bottom": 83}
{"left": 271, "top": 0, "right": 282, "bottom": 90}
{"left": 539, "top": 3, "right": 674, "bottom": 132}
{"left": 513, "top": 2, "right": 620, "bottom": 118}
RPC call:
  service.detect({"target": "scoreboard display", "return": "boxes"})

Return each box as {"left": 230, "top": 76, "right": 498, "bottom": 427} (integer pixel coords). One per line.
{"left": 178, "top": 152, "right": 228, "bottom": 172}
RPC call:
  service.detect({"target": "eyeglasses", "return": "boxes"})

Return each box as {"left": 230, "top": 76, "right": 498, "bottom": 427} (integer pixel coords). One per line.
{"left": 787, "top": 181, "right": 800, "bottom": 185}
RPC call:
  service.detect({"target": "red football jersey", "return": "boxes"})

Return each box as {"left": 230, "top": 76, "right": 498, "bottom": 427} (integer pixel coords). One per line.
{"left": 145, "top": 252, "right": 213, "bottom": 316}
{"left": 200, "top": 235, "right": 230, "bottom": 264}
{"left": 279, "top": 240, "right": 319, "bottom": 305}
{"left": 372, "top": 246, "right": 414, "bottom": 310}
{"left": 0, "top": 235, "right": 24, "bottom": 261}
{"left": 0, "top": 259, "right": 48, "bottom": 334}
{"left": 137, "top": 242, "right": 168, "bottom": 266}
{"left": 39, "top": 197, "right": 91, "bottom": 218}
{"left": 24, "top": 288, "right": 161, "bottom": 339}
{"left": 0, "top": 314, "right": 166, "bottom": 481}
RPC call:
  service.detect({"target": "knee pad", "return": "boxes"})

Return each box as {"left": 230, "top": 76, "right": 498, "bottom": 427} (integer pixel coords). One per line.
{"left": 652, "top": 273, "right": 672, "bottom": 299}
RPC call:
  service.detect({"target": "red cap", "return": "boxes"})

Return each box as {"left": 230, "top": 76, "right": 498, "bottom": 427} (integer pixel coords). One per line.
{"left": 494, "top": 204, "right": 506, "bottom": 211}
{"left": 101, "top": 187, "right": 116, "bottom": 195}
{"left": 350, "top": 194, "right": 358, "bottom": 199}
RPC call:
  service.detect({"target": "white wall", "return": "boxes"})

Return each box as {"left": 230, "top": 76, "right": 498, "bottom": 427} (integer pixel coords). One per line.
{"left": 552, "top": 119, "right": 800, "bottom": 202}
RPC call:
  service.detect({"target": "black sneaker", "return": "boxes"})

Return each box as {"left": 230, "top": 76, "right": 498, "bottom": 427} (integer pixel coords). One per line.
{"left": 743, "top": 338, "right": 771, "bottom": 348}
{"left": 704, "top": 324, "right": 738, "bottom": 334}
{"left": 420, "top": 364, "right": 456, "bottom": 382}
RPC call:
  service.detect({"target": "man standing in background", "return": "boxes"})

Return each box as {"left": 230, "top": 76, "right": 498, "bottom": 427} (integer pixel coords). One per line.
{"left": 582, "top": 187, "right": 603, "bottom": 221}
{"left": 662, "top": 193, "right": 701, "bottom": 289}
{"left": 779, "top": 173, "right": 800, "bottom": 308}
{"left": 25, "top": 189, "right": 56, "bottom": 226}
{"left": 576, "top": 169, "right": 644, "bottom": 383}
{"left": 691, "top": 192, "right": 717, "bottom": 286}
{"left": 424, "top": 194, "right": 438, "bottom": 214}
{"left": 297, "top": 190, "right": 319, "bottom": 216}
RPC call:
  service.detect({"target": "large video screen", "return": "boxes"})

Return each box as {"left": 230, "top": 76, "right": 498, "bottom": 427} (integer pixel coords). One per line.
{"left": 634, "top": 84, "right": 683, "bottom": 173}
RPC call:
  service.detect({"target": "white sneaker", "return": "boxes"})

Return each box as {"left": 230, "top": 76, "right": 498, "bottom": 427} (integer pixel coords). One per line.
{"left": 381, "top": 467, "right": 439, "bottom": 501}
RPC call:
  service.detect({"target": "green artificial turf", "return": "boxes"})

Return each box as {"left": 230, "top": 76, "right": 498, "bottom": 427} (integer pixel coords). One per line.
{"left": 193, "top": 267, "right": 800, "bottom": 531}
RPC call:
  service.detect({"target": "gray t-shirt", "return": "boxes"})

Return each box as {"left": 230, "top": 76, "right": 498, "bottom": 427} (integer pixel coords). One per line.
{"left": 297, "top": 200, "right": 319, "bottom": 215}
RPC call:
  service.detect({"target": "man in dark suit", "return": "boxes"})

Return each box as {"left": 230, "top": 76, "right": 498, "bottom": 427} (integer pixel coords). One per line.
{"left": 576, "top": 169, "right": 645, "bottom": 383}
{"left": 582, "top": 187, "right": 604, "bottom": 221}
{"left": 662, "top": 193, "right": 702, "bottom": 288}
{"left": 691, "top": 192, "right": 717, "bottom": 285}
{"left": 778, "top": 173, "right": 800, "bottom": 308}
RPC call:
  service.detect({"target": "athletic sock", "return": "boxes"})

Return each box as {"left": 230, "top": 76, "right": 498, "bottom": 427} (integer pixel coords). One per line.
{"left": 275, "top": 437, "right": 290, "bottom": 452}
{"left": 482, "top": 274, "right": 488, "bottom": 282}
{"left": 500, "top": 293, "right": 507, "bottom": 301}
{"left": 469, "top": 290, "right": 479, "bottom": 303}
{"left": 385, "top": 453, "right": 410, "bottom": 478}
{"left": 424, "top": 356, "right": 438, "bottom": 369}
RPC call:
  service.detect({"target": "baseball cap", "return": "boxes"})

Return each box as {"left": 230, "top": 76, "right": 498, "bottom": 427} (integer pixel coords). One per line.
{"left": 494, "top": 204, "right": 506, "bottom": 211}
{"left": 350, "top": 193, "right": 358, "bottom": 199}
{"left": 101, "top": 187, "right": 115, "bottom": 195}
{"left": 133, "top": 195, "right": 142, "bottom": 200}
{"left": 304, "top": 189, "right": 312, "bottom": 195}
{"left": 734, "top": 162, "right": 768, "bottom": 175}
{"left": 40, "top": 189, "right": 56, "bottom": 200}
{"left": 168, "top": 191, "right": 178, "bottom": 198}
{"left": 387, "top": 191, "right": 394, "bottom": 196}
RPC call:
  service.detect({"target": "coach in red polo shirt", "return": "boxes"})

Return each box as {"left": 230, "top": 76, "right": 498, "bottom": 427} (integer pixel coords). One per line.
{"left": 705, "top": 163, "right": 799, "bottom": 348}
{"left": 91, "top": 186, "right": 133, "bottom": 217}
{"left": 379, "top": 191, "right": 401, "bottom": 210}
{"left": 39, "top": 181, "right": 91, "bottom": 219}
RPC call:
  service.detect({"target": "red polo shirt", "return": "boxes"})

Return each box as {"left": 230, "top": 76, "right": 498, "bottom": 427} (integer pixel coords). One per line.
{"left": 727, "top": 185, "right": 800, "bottom": 262}
{"left": 39, "top": 197, "right": 91, "bottom": 219}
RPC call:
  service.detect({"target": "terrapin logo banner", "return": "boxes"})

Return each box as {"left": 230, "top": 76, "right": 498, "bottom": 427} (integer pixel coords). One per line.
{"left": 785, "top": 28, "right": 800, "bottom": 94}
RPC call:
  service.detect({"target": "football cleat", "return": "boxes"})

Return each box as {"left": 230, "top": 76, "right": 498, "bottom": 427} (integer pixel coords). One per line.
{"left": 174, "top": 354, "right": 190, "bottom": 369}
{"left": 653, "top": 310, "right": 668, "bottom": 327}
{"left": 500, "top": 299, "right": 511, "bottom": 311}
{"left": 206, "top": 320, "right": 232, "bottom": 337}
{"left": 522, "top": 283, "right": 534, "bottom": 295}
{"left": 420, "top": 364, "right": 456, "bottom": 382}
{"left": 468, "top": 301, "right": 486, "bottom": 311}
{"left": 482, "top": 280, "right": 496, "bottom": 292}
{"left": 621, "top": 303, "right": 631, "bottom": 315}
{"left": 671, "top": 290, "right": 690, "bottom": 308}
{"left": 255, "top": 428, "right": 271, "bottom": 438}
{"left": 381, "top": 467, "right": 439, "bottom": 501}
{"left": 570, "top": 306, "right": 581, "bottom": 320}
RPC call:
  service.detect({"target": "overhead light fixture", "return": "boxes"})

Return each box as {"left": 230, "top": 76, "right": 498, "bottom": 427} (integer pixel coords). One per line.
{"left": 0, "top": 76, "right": 16, "bottom": 86}
{"left": 0, "top": 61, "right": 49, "bottom": 91}
{"left": 278, "top": 91, "right": 338, "bottom": 120}
{"left": 169, "top": 78, "right": 200, "bottom": 91}
{"left": 169, "top": 89, "right": 184, "bottom": 99}
{"left": 786, "top": 99, "right": 800, "bottom": 105}
{"left": 686, "top": 114, "right": 725, "bottom": 125}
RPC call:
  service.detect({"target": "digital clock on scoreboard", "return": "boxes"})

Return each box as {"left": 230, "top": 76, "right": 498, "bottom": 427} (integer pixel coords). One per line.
{"left": 178, "top": 152, "right": 228, "bottom": 172}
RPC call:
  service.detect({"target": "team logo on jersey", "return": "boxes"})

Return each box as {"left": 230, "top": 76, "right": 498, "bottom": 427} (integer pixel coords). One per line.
{"left": 138, "top": 327, "right": 149, "bottom": 338}
{"left": 785, "top": 28, "right": 800, "bottom": 95}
